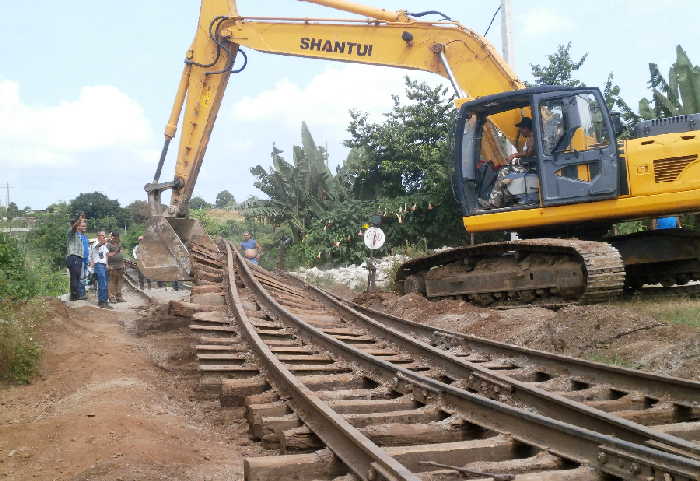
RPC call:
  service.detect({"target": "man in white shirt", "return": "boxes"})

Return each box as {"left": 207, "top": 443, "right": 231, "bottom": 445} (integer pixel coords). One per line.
{"left": 89, "top": 231, "right": 112, "bottom": 309}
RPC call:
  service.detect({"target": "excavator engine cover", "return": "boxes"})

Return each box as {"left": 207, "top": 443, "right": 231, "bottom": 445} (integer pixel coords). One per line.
{"left": 138, "top": 216, "right": 213, "bottom": 281}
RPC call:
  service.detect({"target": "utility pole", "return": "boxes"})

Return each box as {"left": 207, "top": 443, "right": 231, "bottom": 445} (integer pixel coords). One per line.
{"left": 500, "top": 0, "right": 514, "bottom": 67}
{"left": 1, "top": 182, "right": 13, "bottom": 208}
{"left": 501, "top": 0, "right": 519, "bottom": 242}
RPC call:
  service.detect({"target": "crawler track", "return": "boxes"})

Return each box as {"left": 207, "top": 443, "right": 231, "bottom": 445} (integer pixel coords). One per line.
{"left": 217, "top": 241, "right": 700, "bottom": 481}
{"left": 396, "top": 239, "right": 625, "bottom": 305}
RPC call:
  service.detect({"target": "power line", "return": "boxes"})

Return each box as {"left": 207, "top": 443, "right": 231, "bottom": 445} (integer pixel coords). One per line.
{"left": 483, "top": 5, "right": 501, "bottom": 37}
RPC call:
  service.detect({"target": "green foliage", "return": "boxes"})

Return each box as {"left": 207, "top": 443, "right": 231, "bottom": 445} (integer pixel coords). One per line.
{"left": 613, "top": 220, "right": 647, "bottom": 236}
{"left": 639, "top": 45, "right": 700, "bottom": 119}
{"left": 191, "top": 209, "right": 245, "bottom": 239}
{"left": 215, "top": 190, "right": 236, "bottom": 209}
{"left": 0, "top": 233, "right": 66, "bottom": 302}
{"left": 126, "top": 200, "right": 150, "bottom": 224}
{"left": 69, "top": 192, "right": 131, "bottom": 229}
{"left": 122, "top": 224, "right": 145, "bottom": 254}
{"left": 95, "top": 215, "right": 120, "bottom": 233}
{"left": 6, "top": 202, "right": 19, "bottom": 220}
{"left": 249, "top": 122, "right": 342, "bottom": 242}
{"left": 0, "top": 299, "right": 50, "bottom": 384}
{"left": 297, "top": 194, "right": 467, "bottom": 266}
{"left": 31, "top": 211, "right": 70, "bottom": 269}
{"left": 0, "top": 233, "right": 38, "bottom": 300}
{"left": 529, "top": 42, "right": 588, "bottom": 87}
{"left": 602, "top": 72, "right": 639, "bottom": 136}
{"left": 344, "top": 78, "right": 455, "bottom": 198}
{"left": 190, "top": 196, "right": 212, "bottom": 210}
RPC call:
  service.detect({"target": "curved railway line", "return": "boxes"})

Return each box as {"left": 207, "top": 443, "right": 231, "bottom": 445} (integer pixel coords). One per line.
{"left": 170, "top": 238, "right": 700, "bottom": 481}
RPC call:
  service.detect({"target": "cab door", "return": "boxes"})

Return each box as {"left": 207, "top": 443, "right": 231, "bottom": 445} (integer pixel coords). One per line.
{"left": 533, "top": 90, "right": 618, "bottom": 206}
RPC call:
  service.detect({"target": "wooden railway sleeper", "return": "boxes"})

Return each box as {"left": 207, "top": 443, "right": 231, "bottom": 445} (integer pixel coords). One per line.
{"left": 227, "top": 242, "right": 700, "bottom": 481}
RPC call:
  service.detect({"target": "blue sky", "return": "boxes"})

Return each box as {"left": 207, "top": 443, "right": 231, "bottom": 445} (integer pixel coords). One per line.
{"left": 1, "top": 0, "right": 696, "bottom": 210}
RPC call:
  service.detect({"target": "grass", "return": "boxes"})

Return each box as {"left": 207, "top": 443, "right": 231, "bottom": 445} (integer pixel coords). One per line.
{"left": 0, "top": 299, "right": 52, "bottom": 384}
{"left": 585, "top": 352, "right": 642, "bottom": 370}
{"left": 614, "top": 296, "right": 700, "bottom": 328}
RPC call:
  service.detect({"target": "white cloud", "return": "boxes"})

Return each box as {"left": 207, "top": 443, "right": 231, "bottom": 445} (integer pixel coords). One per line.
{"left": 0, "top": 80, "right": 154, "bottom": 168}
{"left": 231, "top": 63, "right": 448, "bottom": 133}
{"left": 522, "top": 8, "right": 575, "bottom": 36}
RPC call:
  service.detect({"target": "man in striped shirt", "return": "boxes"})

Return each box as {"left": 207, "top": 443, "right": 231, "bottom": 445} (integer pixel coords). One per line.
{"left": 66, "top": 214, "right": 87, "bottom": 301}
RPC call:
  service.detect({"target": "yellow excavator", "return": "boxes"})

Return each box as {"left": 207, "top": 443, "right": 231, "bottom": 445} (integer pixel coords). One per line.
{"left": 139, "top": 0, "right": 700, "bottom": 305}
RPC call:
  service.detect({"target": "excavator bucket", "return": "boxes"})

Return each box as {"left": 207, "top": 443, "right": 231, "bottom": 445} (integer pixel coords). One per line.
{"left": 138, "top": 216, "right": 214, "bottom": 281}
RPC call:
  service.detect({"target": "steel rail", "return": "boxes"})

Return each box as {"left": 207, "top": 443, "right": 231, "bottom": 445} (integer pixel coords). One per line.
{"left": 230, "top": 243, "right": 700, "bottom": 481}
{"left": 223, "top": 241, "right": 419, "bottom": 481}
{"left": 278, "top": 274, "right": 700, "bottom": 459}
{"left": 122, "top": 262, "right": 154, "bottom": 305}
{"left": 317, "top": 283, "right": 700, "bottom": 402}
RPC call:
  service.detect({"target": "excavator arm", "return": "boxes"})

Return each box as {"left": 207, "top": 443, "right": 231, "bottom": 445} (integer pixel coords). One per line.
{"left": 139, "top": 0, "right": 524, "bottom": 280}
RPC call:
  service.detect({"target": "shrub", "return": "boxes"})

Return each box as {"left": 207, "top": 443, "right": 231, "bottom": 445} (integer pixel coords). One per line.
{"left": 0, "top": 300, "right": 49, "bottom": 384}
{"left": 0, "top": 233, "right": 38, "bottom": 301}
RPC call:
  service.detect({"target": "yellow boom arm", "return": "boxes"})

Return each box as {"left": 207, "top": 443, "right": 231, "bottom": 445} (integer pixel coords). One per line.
{"left": 140, "top": 0, "right": 524, "bottom": 281}
{"left": 158, "top": 0, "right": 524, "bottom": 217}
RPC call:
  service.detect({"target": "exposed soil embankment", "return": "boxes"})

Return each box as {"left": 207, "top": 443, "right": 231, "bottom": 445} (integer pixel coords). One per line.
{"left": 354, "top": 291, "right": 700, "bottom": 380}
{"left": 0, "top": 297, "right": 252, "bottom": 481}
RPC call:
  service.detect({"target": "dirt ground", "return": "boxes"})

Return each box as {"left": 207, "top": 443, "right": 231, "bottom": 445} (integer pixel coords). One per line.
{"left": 354, "top": 291, "right": 700, "bottom": 381}
{"left": 3, "top": 280, "right": 700, "bottom": 480}
{"left": 0, "top": 287, "right": 260, "bottom": 481}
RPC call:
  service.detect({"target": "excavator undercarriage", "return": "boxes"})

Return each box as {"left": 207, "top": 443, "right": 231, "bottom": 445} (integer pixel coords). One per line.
{"left": 396, "top": 239, "right": 625, "bottom": 305}
{"left": 396, "top": 232, "right": 700, "bottom": 305}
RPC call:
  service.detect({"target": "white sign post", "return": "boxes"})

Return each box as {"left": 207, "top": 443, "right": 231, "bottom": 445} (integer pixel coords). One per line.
{"left": 363, "top": 227, "right": 385, "bottom": 291}
{"left": 363, "top": 227, "right": 385, "bottom": 250}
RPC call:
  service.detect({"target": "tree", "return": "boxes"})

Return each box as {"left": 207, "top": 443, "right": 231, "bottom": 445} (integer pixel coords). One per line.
{"left": 6, "top": 202, "right": 19, "bottom": 220}
{"left": 530, "top": 42, "right": 588, "bottom": 87}
{"left": 215, "top": 190, "right": 236, "bottom": 209}
{"left": 69, "top": 192, "right": 130, "bottom": 229}
{"left": 602, "top": 72, "right": 639, "bottom": 135}
{"left": 344, "top": 77, "right": 456, "bottom": 198}
{"left": 190, "top": 196, "right": 212, "bottom": 210}
{"left": 31, "top": 211, "right": 71, "bottom": 270}
{"left": 0, "top": 233, "right": 38, "bottom": 300}
{"left": 249, "top": 123, "right": 341, "bottom": 242}
{"left": 126, "top": 200, "right": 150, "bottom": 224}
{"left": 639, "top": 45, "right": 699, "bottom": 119}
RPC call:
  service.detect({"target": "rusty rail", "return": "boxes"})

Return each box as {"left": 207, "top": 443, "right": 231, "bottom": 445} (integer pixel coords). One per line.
{"left": 319, "top": 285, "right": 700, "bottom": 403}
{"left": 224, "top": 241, "right": 418, "bottom": 481}
{"left": 277, "top": 277, "right": 700, "bottom": 459}
{"left": 227, "top": 241, "right": 700, "bottom": 481}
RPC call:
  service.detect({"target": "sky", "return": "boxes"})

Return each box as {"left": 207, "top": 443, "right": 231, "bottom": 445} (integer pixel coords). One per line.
{"left": 1, "top": 0, "right": 697, "bottom": 210}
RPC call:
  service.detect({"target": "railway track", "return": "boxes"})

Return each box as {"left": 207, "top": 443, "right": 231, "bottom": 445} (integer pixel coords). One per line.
{"left": 185, "top": 239, "right": 699, "bottom": 481}
{"left": 274, "top": 272, "right": 700, "bottom": 458}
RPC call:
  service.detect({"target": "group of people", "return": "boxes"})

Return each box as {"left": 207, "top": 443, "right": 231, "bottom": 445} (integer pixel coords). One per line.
{"left": 66, "top": 214, "right": 125, "bottom": 309}
{"left": 67, "top": 218, "right": 261, "bottom": 308}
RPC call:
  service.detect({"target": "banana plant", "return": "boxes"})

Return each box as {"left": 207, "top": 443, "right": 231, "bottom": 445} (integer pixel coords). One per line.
{"left": 639, "top": 45, "right": 700, "bottom": 119}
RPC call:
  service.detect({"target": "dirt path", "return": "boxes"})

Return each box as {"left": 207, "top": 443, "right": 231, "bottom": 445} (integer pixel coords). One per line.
{"left": 0, "top": 287, "right": 255, "bottom": 481}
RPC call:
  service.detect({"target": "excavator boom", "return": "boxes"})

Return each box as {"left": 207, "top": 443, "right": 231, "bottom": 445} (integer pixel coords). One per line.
{"left": 139, "top": 0, "right": 524, "bottom": 280}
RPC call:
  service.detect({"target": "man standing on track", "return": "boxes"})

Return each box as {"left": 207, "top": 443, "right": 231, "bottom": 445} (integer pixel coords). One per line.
{"left": 240, "top": 231, "right": 262, "bottom": 264}
{"left": 90, "top": 231, "right": 112, "bottom": 309}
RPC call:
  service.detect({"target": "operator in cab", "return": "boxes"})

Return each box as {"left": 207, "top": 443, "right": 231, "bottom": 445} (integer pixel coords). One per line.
{"left": 479, "top": 117, "right": 535, "bottom": 210}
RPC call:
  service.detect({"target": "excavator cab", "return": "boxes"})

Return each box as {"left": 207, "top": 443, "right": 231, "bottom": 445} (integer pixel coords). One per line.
{"left": 454, "top": 86, "right": 621, "bottom": 218}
